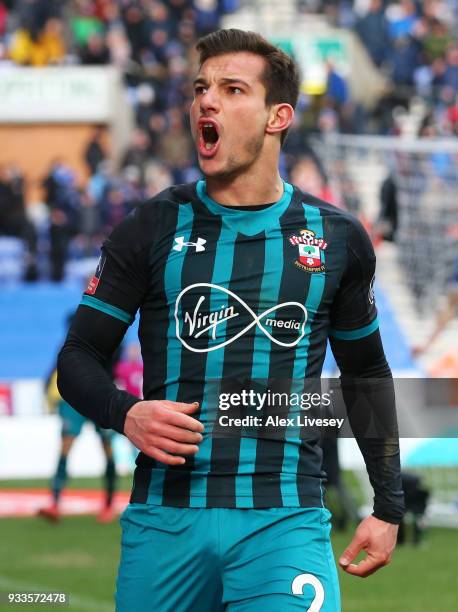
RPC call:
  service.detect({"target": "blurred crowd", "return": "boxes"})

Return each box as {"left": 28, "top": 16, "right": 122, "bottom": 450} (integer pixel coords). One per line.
{"left": 0, "top": 0, "right": 456, "bottom": 282}
{"left": 0, "top": 0, "right": 237, "bottom": 281}
{"left": 297, "top": 0, "right": 458, "bottom": 136}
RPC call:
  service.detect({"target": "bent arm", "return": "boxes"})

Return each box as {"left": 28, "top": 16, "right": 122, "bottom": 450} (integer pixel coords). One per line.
{"left": 57, "top": 204, "right": 154, "bottom": 432}
{"left": 57, "top": 305, "right": 139, "bottom": 434}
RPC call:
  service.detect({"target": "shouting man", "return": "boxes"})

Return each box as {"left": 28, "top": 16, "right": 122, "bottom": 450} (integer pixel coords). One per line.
{"left": 58, "top": 29, "right": 404, "bottom": 612}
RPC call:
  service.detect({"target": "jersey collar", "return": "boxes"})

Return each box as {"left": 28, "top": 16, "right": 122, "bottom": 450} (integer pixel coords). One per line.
{"left": 196, "top": 179, "right": 293, "bottom": 235}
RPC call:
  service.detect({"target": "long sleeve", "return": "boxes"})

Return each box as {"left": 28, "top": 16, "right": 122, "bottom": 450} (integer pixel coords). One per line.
{"left": 328, "top": 217, "right": 404, "bottom": 524}
{"left": 57, "top": 306, "right": 139, "bottom": 434}
{"left": 330, "top": 330, "right": 405, "bottom": 524}
{"left": 57, "top": 204, "right": 153, "bottom": 433}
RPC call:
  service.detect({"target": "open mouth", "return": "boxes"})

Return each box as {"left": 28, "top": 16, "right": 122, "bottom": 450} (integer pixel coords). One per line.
{"left": 198, "top": 120, "right": 220, "bottom": 156}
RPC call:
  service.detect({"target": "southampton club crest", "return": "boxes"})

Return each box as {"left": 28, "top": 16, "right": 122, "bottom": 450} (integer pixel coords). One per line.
{"left": 289, "top": 229, "right": 327, "bottom": 273}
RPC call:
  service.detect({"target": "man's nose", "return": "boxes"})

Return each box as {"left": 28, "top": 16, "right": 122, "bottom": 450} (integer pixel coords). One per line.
{"left": 200, "top": 87, "right": 220, "bottom": 113}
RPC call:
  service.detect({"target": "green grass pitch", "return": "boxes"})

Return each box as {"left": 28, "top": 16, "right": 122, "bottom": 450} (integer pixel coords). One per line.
{"left": 0, "top": 478, "right": 456, "bottom": 611}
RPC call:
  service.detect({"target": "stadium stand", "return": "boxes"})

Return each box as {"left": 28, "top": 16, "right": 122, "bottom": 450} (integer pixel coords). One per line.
{"left": 0, "top": 0, "right": 456, "bottom": 282}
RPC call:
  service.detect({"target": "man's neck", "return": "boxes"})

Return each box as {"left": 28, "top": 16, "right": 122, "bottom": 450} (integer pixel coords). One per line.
{"left": 205, "top": 169, "right": 284, "bottom": 207}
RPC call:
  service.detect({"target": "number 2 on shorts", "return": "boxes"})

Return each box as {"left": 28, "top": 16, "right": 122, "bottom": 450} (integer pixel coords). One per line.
{"left": 291, "top": 573, "right": 324, "bottom": 611}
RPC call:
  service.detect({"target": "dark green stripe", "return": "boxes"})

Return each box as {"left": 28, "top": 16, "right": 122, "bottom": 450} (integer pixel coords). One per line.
{"left": 250, "top": 221, "right": 285, "bottom": 508}
{"left": 190, "top": 224, "right": 235, "bottom": 504}
{"left": 206, "top": 232, "right": 266, "bottom": 507}
{"left": 153, "top": 202, "right": 194, "bottom": 506}
{"left": 281, "top": 203, "right": 326, "bottom": 505}
{"left": 329, "top": 317, "right": 379, "bottom": 340}
{"left": 80, "top": 295, "right": 133, "bottom": 325}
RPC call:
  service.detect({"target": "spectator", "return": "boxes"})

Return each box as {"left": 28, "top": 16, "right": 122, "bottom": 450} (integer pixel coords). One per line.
{"left": 322, "top": 56, "right": 366, "bottom": 133}
{"left": 377, "top": 173, "right": 399, "bottom": 241}
{"left": 387, "top": 0, "right": 419, "bottom": 41}
{"left": 42, "top": 160, "right": 81, "bottom": 282}
{"left": 121, "top": 2, "right": 149, "bottom": 63}
{"left": 0, "top": 2, "right": 8, "bottom": 37}
{"left": 86, "top": 159, "right": 113, "bottom": 208}
{"left": 0, "top": 164, "right": 38, "bottom": 281}
{"left": 79, "top": 30, "right": 110, "bottom": 64}
{"left": 443, "top": 43, "right": 458, "bottom": 94}
{"left": 135, "top": 83, "right": 156, "bottom": 133}
{"left": 147, "top": 112, "right": 168, "bottom": 156}
{"left": 355, "top": 0, "right": 391, "bottom": 67}
{"left": 158, "top": 106, "right": 194, "bottom": 182}
{"left": 121, "top": 128, "right": 152, "bottom": 185}
{"left": 144, "top": 161, "right": 174, "bottom": 199}
{"left": 423, "top": 17, "right": 452, "bottom": 61}
{"left": 326, "top": 61, "right": 349, "bottom": 107}
{"left": 77, "top": 193, "right": 100, "bottom": 255}
{"left": 391, "top": 34, "right": 422, "bottom": 86}
{"left": 397, "top": 472, "right": 430, "bottom": 545}
{"left": 99, "top": 166, "right": 142, "bottom": 235}
{"left": 290, "top": 156, "right": 338, "bottom": 205}
{"left": 16, "top": 0, "right": 60, "bottom": 36}
{"left": 70, "top": 0, "right": 105, "bottom": 48}
{"left": 194, "top": 0, "right": 221, "bottom": 35}
{"left": 9, "top": 17, "right": 65, "bottom": 66}
{"left": 105, "top": 21, "right": 131, "bottom": 69}
{"left": 84, "top": 126, "right": 108, "bottom": 176}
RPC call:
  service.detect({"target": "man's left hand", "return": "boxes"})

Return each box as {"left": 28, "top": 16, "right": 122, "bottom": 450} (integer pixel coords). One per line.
{"left": 339, "top": 515, "right": 398, "bottom": 578}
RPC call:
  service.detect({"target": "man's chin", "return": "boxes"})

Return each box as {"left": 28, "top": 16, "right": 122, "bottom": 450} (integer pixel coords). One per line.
{"left": 198, "top": 157, "right": 225, "bottom": 178}
{"left": 198, "top": 157, "right": 243, "bottom": 182}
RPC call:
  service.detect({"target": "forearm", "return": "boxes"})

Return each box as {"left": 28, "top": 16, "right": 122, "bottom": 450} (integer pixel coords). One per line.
{"left": 340, "top": 377, "right": 404, "bottom": 523}
{"left": 330, "top": 331, "right": 405, "bottom": 524}
{"left": 57, "top": 306, "right": 139, "bottom": 434}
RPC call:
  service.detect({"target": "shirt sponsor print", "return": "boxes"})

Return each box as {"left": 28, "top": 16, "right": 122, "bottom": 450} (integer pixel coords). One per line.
{"left": 175, "top": 283, "right": 307, "bottom": 353}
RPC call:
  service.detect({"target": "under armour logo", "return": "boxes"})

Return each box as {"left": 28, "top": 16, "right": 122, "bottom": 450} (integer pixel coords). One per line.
{"left": 173, "top": 236, "right": 207, "bottom": 252}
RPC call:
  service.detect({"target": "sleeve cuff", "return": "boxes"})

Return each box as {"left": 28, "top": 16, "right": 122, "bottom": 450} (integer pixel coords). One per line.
{"left": 372, "top": 510, "right": 404, "bottom": 525}
{"left": 109, "top": 390, "right": 140, "bottom": 435}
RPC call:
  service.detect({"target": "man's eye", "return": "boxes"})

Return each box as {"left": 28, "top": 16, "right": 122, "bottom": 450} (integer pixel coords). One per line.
{"left": 229, "top": 87, "right": 242, "bottom": 94}
{"left": 195, "top": 86, "right": 207, "bottom": 95}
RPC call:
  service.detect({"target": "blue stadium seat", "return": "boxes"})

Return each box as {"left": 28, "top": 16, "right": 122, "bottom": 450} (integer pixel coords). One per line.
{"left": 0, "top": 283, "right": 139, "bottom": 380}
{"left": 0, "top": 237, "right": 25, "bottom": 283}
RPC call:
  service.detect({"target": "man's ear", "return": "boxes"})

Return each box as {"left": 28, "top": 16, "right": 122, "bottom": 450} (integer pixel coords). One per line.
{"left": 265, "top": 103, "right": 294, "bottom": 137}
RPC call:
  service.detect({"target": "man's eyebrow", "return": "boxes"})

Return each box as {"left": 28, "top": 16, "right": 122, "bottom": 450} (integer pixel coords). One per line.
{"left": 192, "top": 76, "right": 252, "bottom": 89}
{"left": 219, "top": 77, "right": 251, "bottom": 89}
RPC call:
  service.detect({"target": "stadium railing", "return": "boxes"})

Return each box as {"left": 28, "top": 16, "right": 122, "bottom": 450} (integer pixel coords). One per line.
{"left": 316, "top": 134, "right": 458, "bottom": 528}
{"left": 316, "top": 133, "right": 458, "bottom": 314}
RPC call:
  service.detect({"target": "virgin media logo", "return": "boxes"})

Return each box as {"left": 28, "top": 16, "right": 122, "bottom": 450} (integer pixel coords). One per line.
{"left": 175, "top": 283, "right": 307, "bottom": 353}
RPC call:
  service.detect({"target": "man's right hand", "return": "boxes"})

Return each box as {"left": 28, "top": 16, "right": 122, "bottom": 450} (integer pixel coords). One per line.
{"left": 124, "top": 400, "right": 204, "bottom": 465}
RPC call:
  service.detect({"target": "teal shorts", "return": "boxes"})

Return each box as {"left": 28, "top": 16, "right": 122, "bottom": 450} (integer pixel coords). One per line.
{"left": 59, "top": 401, "right": 113, "bottom": 441}
{"left": 116, "top": 505, "right": 340, "bottom": 612}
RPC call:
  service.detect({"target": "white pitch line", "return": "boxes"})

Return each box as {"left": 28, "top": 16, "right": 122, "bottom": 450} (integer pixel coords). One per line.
{"left": 0, "top": 576, "right": 113, "bottom": 612}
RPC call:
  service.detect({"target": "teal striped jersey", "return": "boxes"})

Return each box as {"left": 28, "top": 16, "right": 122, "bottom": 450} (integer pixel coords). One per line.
{"left": 82, "top": 180, "right": 378, "bottom": 508}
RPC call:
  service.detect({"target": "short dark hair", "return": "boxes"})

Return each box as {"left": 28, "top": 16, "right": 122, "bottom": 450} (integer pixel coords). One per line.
{"left": 196, "top": 29, "right": 300, "bottom": 145}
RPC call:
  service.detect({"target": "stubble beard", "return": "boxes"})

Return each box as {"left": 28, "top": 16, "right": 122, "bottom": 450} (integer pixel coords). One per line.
{"left": 202, "top": 131, "right": 265, "bottom": 182}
